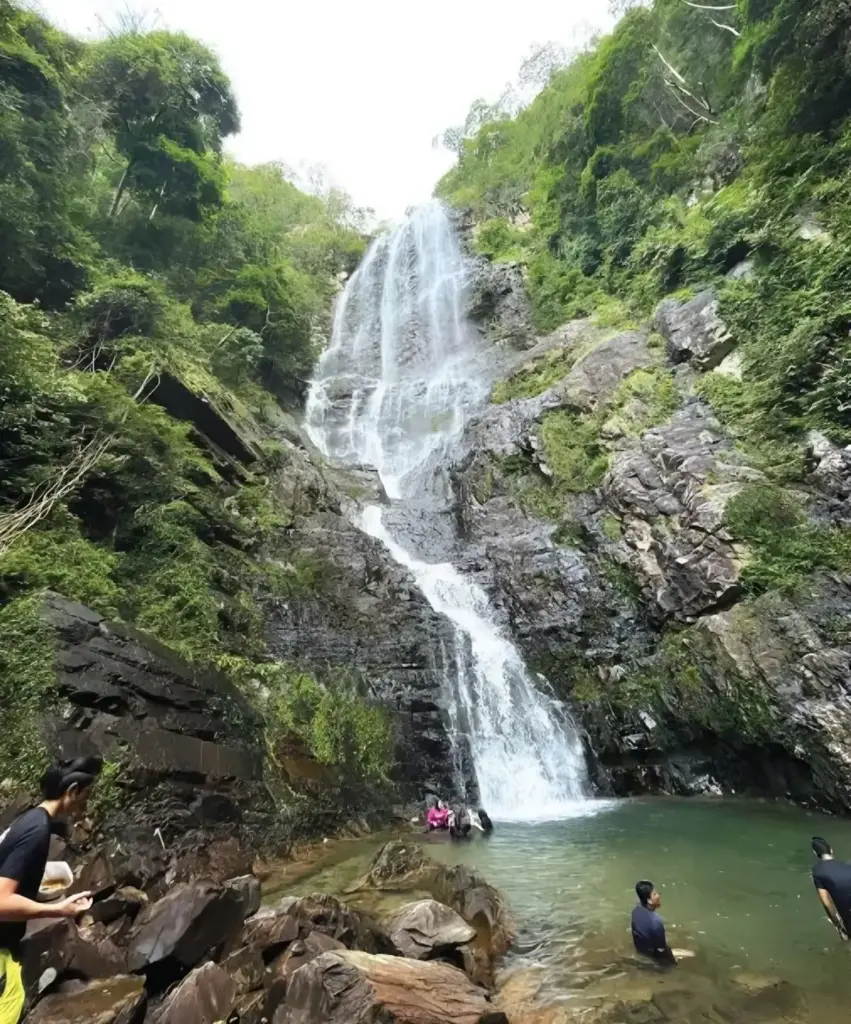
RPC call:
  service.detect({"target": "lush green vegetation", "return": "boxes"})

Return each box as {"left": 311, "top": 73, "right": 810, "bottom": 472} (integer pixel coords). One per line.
{"left": 219, "top": 658, "right": 394, "bottom": 792}
{"left": 504, "top": 365, "right": 678, "bottom": 535}
{"left": 0, "top": 3, "right": 385, "bottom": 793}
{"left": 437, "top": 0, "right": 851, "bottom": 453}
{"left": 725, "top": 484, "right": 851, "bottom": 594}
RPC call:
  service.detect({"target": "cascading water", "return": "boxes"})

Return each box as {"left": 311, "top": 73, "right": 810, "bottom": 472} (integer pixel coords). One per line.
{"left": 306, "top": 201, "right": 589, "bottom": 820}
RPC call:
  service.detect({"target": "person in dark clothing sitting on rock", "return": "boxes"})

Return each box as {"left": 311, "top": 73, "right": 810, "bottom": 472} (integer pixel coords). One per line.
{"left": 0, "top": 756, "right": 102, "bottom": 1024}
{"left": 811, "top": 836, "right": 851, "bottom": 941}
{"left": 476, "top": 809, "right": 494, "bottom": 834}
{"left": 631, "top": 880, "right": 692, "bottom": 967}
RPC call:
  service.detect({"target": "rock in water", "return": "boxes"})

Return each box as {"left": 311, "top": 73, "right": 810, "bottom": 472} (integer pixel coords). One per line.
{"left": 274, "top": 949, "right": 508, "bottom": 1024}
{"left": 349, "top": 840, "right": 435, "bottom": 892}
{"left": 27, "top": 975, "right": 146, "bottom": 1024}
{"left": 149, "top": 962, "right": 236, "bottom": 1024}
{"left": 384, "top": 900, "right": 475, "bottom": 960}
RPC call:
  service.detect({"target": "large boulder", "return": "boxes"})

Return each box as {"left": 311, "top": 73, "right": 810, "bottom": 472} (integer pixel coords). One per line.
{"left": 431, "top": 866, "right": 513, "bottom": 960}
{"left": 149, "top": 962, "right": 236, "bottom": 1024}
{"left": 384, "top": 900, "right": 475, "bottom": 961}
{"left": 27, "top": 976, "right": 146, "bottom": 1024}
{"left": 273, "top": 949, "right": 508, "bottom": 1024}
{"left": 20, "top": 919, "right": 126, "bottom": 995}
{"left": 239, "top": 906, "right": 299, "bottom": 961}
{"left": 654, "top": 290, "right": 734, "bottom": 371}
{"left": 354, "top": 842, "right": 512, "bottom": 987}
{"left": 282, "top": 893, "right": 393, "bottom": 954}
{"left": 603, "top": 401, "right": 760, "bottom": 620}
{"left": 350, "top": 840, "right": 435, "bottom": 891}
{"left": 41, "top": 594, "right": 274, "bottom": 857}
{"left": 126, "top": 880, "right": 244, "bottom": 980}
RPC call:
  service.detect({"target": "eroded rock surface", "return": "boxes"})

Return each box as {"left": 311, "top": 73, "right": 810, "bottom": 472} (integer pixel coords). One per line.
{"left": 273, "top": 949, "right": 507, "bottom": 1024}
{"left": 654, "top": 290, "right": 734, "bottom": 371}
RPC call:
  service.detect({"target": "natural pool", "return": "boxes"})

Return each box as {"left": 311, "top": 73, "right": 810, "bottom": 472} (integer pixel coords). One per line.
{"left": 274, "top": 798, "right": 851, "bottom": 1023}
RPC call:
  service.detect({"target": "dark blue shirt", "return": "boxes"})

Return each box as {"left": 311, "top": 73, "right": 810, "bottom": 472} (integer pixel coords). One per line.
{"left": 631, "top": 904, "right": 674, "bottom": 963}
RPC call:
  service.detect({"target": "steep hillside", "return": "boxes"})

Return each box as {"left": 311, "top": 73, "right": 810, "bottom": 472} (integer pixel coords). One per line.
{"left": 0, "top": 3, "right": 447, "bottom": 835}
{"left": 440, "top": 0, "right": 851, "bottom": 810}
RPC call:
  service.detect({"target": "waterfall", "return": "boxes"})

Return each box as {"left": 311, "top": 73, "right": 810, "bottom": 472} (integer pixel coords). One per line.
{"left": 306, "top": 201, "right": 589, "bottom": 820}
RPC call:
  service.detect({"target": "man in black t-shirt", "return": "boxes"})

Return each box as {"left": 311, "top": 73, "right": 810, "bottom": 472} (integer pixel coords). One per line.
{"left": 0, "top": 756, "right": 102, "bottom": 1022}
{"left": 631, "top": 880, "right": 677, "bottom": 966}
{"left": 811, "top": 836, "right": 851, "bottom": 940}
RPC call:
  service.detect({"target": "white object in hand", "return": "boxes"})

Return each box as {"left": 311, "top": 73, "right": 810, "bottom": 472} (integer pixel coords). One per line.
{"left": 39, "top": 861, "right": 74, "bottom": 899}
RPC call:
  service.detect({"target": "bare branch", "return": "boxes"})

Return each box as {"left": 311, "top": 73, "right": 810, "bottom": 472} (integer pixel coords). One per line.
{"left": 708, "top": 17, "right": 741, "bottom": 35}
{"left": 653, "top": 45, "right": 688, "bottom": 87}
{"left": 682, "top": 1, "right": 736, "bottom": 9}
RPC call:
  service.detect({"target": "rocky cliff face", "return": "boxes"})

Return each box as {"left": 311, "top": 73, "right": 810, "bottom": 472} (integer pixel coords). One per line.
{"left": 450, "top": 257, "right": 851, "bottom": 813}
{"left": 260, "top": 419, "right": 459, "bottom": 796}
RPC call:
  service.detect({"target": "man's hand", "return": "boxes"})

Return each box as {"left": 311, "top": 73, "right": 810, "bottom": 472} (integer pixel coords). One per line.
{"left": 55, "top": 892, "right": 92, "bottom": 917}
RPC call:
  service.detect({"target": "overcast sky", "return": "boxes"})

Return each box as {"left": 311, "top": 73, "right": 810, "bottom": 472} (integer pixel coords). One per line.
{"left": 35, "top": 0, "right": 612, "bottom": 221}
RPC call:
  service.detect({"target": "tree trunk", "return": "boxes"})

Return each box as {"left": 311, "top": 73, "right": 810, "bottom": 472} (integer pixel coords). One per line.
{"left": 110, "top": 160, "right": 134, "bottom": 218}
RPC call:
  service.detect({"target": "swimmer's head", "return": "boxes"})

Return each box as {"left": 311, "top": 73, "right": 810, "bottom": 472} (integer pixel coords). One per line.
{"left": 636, "top": 880, "right": 660, "bottom": 909}
{"left": 812, "top": 836, "right": 833, "bottom": 859}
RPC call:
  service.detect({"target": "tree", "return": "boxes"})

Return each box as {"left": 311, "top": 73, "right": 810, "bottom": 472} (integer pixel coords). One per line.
{"left": 84, "top": 30, "right": 239, "bottom": 220}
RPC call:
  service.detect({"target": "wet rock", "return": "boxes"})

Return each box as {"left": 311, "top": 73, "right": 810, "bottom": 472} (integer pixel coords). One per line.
{"left": 432, "top": 864, "right": 514, "bottom": 959}
{"left": 351, "top": 840, "right": 435, "bottom": 891}
{"left": 463, "top": 253, "right": 533, "bottom": 349}
{"left": 654, "top": 290, "right": 734, "bottom": 371}
{"left": 273, "top": 949, "right": 508, "bottom": 1024}
{"left": 27, "top": 975, "right": 146, "bottom": 1024}
{"left": 263, "top": 443, "right": 462, "bottom": 796}
{"left": 126, "top": 880, "right": 244, "bottom": 979}
{"left": 220, "top": 945, "right": 265, "bottom": 994}
{"left": 91, "top": 887, "right": 148, "bottom": 928}
{"left": 285, "top": 893, "right": 392, "bottom": 954}
{"left": 149, "top": 962, "right": 236, "bottom": 1024}
{"left": 384, "top": 899, "right": 476, "bottom": 961}
{"left": 224, "top": 874, "right": 262, "bottom": 919}
{"left": 239, "top": 907, "right": 299, "bottom": 961}
{"left": 269, "top": 931, "right": 346, "bottom": 986}
{"left": 20, "top": 919, "right": 126, "bottom": 994}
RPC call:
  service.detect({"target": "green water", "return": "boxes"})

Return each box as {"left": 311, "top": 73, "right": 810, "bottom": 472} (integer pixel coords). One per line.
{"left": 277, "top": 798, "right": 851, "bottom": 1022}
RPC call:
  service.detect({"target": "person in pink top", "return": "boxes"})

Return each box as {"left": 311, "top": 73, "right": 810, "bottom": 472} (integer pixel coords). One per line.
{"left": 426, "top": 800, "right": 450, "bottom": 830}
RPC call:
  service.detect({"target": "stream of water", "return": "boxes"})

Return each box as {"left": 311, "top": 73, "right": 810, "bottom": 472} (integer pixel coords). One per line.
{"left": 276, "top": 799, "right": 851, "bottom": 1024}
{"left": 305, "top": 201, "right": 588, "bottom": 819}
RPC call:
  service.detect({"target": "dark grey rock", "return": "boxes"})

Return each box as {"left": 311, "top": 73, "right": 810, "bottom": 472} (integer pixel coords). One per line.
{"left": 655, "top": 290, "right": 735, "bottom": 371}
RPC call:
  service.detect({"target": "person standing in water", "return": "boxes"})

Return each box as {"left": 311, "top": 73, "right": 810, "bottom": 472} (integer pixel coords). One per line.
{"left": 0, "top": 757, "right": 102, "bottom": 1023}
{"left": 631, "top": 880, "right": 693, "bottom": 966}
{"left": 811, "top": 836, "right": 851, "bottom": 940}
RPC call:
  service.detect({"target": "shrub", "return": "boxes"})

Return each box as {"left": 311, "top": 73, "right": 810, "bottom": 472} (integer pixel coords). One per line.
{"left": 0, "top": 594, "right": 56, "bottom": 786}
{"left": 725, "top": 484, "right": 851, "bottom": 593}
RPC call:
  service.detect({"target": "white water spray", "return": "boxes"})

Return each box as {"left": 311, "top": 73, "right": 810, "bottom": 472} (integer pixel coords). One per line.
{"left": 306, "top": 201, "right": 589, "bottom": 819}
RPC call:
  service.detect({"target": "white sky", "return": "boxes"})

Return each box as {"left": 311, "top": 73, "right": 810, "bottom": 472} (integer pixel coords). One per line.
{"left": 35, "top": 0, "right": 612, "bottom": 221}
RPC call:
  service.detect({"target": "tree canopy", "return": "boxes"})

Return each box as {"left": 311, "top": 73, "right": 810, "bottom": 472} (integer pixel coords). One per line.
{"left": 437, "top": 0, "right": 851, "bottom": 448}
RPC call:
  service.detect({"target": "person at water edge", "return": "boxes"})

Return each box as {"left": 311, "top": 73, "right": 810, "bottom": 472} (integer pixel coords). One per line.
{"left": 450, "top": 806, "right": 472, "bottom": 840}
{"left": 631, "top": 880, "right": 694, "bottom": 966}
{"left": 426, "top": 800, "right": 450, "bottom": 831}
{"left": 811, "top": 836, "right": 851, "bottom": 940}
{"left": 0, "top": 756, "right": 102, "bottom": 1024}
{"left": 476, "top": 809, "right": 493, "bottom": 834}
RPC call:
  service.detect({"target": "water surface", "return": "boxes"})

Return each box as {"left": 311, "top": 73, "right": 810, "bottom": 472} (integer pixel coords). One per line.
{"left": 281, "top": 798, "right": 851, "bottom": 1022}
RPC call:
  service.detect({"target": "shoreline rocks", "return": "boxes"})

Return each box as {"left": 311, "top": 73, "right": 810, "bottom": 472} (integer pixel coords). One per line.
{"left": 18, "top": 838, "right": 512, "bottom": 1024}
